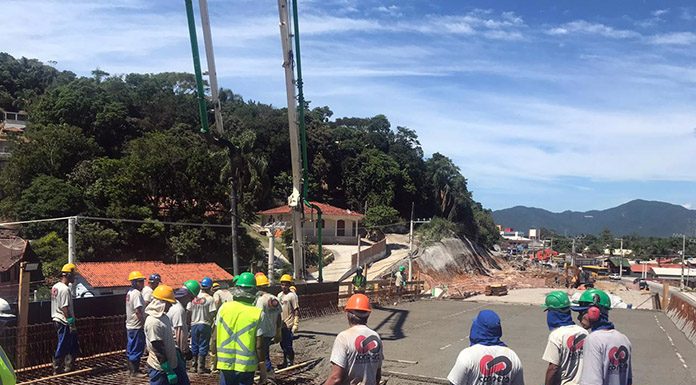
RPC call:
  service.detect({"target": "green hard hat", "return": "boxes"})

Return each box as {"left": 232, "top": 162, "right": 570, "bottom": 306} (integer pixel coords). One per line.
{"left": 543, "top": 291, "right": 571, "bottom": 310}
{"left": 399, "top": 266, "right": 406, "bottom": 272}
{"left": 183, "top": 279, "right": 201, "bottom": 297}
{"left": 578, "top": 288, "right": 612, "bottom": 310}
{"left": 236, "top": 272, "right": 256, "bottom": 288}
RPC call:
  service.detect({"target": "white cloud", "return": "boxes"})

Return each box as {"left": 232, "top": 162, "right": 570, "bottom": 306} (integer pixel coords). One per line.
{"left": 648, "top": 32, "right": 696, "bottom": 46}
{"left": 652, "top": 9, "right": 670, "bottom": 17}
{"left": 546, "top": 20, "right": 639, "bottom": 39}
{"left": 683, "top": 203, "right": 693, "bottom": 209}
{"left": 375, "top": 5, "right": 402, "bottom": 17}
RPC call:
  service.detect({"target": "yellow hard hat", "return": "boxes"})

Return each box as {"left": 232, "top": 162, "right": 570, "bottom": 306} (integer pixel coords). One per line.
{"left": 212, "top": 282, "right": 220, "bottom": 289}
{"left": 256, "top": 274, "right": 270, "bottom": 287}
{"left": 61, "top": 263, "right": 77, "bottom": 274}
{"left": 280, "top": 274, "right": 293, "bottom": 283}
{"left": 290, "top": 285, "right": 297, "bottom": 293}
{"left": 128, "top": 271, "right": 146, "bottom": 281}
{"left": 152, "top": 284, "right": 176, "bottom": 304}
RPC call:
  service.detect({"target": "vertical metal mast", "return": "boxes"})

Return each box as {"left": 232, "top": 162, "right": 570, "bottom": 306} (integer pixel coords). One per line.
{"left": 199, "top": 0, "right": 224, "bottom": 136}
{"left": 277, "top": 0, "right": 304, "bottom": 280}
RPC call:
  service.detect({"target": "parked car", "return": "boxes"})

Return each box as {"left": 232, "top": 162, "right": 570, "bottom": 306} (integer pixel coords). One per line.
{"left": 609, "top": 273, "right": 620, "bottom": 280}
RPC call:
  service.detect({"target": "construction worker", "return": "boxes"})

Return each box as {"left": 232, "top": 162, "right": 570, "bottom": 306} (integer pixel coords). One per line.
{"left": 0, "top": 298, "right": 16, "bottom": 385}
{"left": 213, "top": 282, "right": 234, "bottom": 307}
{"left": 289, "top": 286, "right": 297, "bottom": 294}
{"left": 277, "top": 274, "right": 299, "bottom": 368}
{"left": 216, "top": 272, "right": 265, "bottom": 385}
{"left": 542, "top": 291, "right": 588, "bottom": 385}
{"left": 255, "top": 273, "right": 282, "bottom": 373}
{"left": 572, "top": 289, "right": 632, "bottom": 385}
{"left": 447, "top": 310, "right": 524, "bottom": 385}
{"left": 51, "top": 263, "right": 79, "bottom": 374}
{"left": 187, "top": 277, "right": 216, "bottom": 373}
{"left": 126, "top": 271, "right": 147, "bottom": 377}
{"left": 323, "top": 293, "right": 383, "bottom": 385}
{"left": 143, "top": 273, "right": 162, "bottom": 307}
{"left": 394, "top": 266, "right": 406, "bottom": 304}
{"left": 144, "top": 284, "right": 190, "bottom": 385}
{"left": 168, "top": 280, "right": 200, "bottom": 362}
{"left": 352, "top": 266, "right": 367, "bottom": 294}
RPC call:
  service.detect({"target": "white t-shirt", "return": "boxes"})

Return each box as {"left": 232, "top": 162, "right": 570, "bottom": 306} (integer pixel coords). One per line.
{"left": 579, "top": 330, "right": 632, "bottom": 385}
{"left": 277, "top": 291, "right": 299, "bottom": 329}
{"left": 255, "top": 292, "right": 281, "bottom": 337}
{"left": 448, "top": 344, "right": 525, "bottom": 385}
{"left": 145, "top": 314, "right": 179, "bottom": 371}
{"left": 330, "top": 324, "right": 384, "bottom": 385}
{"left": 142, "top": 286, "right": 154, "bottom": 304}
{"left": 395, "top": 272, "right": 405, "bottom": 286}
{"left": 167, "top": 301, "right": 188, "bottom": 350}
{"left": 125, "top": 288, "right": 145, "bottom": 329}
{"left": 187, "top": 292, "right": 216, "bottom": 326}
{"left": 543, "top": 325, "right": 588, "bottom": 385}
{"left": 213, "top": 289, "right": 234, "bottom": 307}
{"left": 51, "top": 282, "right": 74, "bottom": 324}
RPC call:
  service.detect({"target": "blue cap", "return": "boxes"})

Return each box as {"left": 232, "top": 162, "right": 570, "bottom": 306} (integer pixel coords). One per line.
{"left": 201, "top": 277, "right": 213, "bottom": 288}
{"left": 149, "top": 273, "right": 161, "bottom": 283}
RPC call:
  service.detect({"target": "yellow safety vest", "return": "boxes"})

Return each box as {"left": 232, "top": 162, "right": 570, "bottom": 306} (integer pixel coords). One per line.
{"left": 216, "top": 301, "right": 261, "bottom": 373}
{"left": 0, "top": 346, "right": 16, "bottom": 385}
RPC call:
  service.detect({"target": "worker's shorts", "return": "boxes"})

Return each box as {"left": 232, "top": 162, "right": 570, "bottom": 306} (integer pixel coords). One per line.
{"left": 190, "top": 324, "right": 212, "bottom": 356}
{"left": 126, "top": 328, "right": 145, "bottom": 362}
{"left": 219, "top": 370, "right": 254, "bottom": 385}
{"left": 148, "top": 357, "right": 189, "bottom": 385}
{"left": 54, "top": 322, "right": 79, "bottom": 359}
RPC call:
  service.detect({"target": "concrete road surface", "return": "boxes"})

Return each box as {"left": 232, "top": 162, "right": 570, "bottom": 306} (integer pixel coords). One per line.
{"left": 300, "top": 300, "right": 696, "bottom": 384}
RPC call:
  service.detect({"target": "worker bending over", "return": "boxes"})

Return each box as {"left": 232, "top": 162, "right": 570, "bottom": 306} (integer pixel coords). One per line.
{"left": 277, "top": 274, "right": 299, "bottom": 368}
{"left": 447, "top": 310, "right": 524, "bottom": 385}
{"left": 125, "top": 271, "right": 147, "bottom": 377}
{"left": 144, "top": 285, "right": 190, "bottom": 385}
{"left": 187, "top": 277, "right": 216, "bottom": 373}
{"left": 255, "top": 273, "right": 282, "bottom": 373}
{"left": 572, "top": 289, "right": 632, "bottom": 385}
{"left": 51, "top": 263, "right": 79, "bottom": 374}
{"left": 542, "top": 291, "right": 587, "bottom": 385}
{"left": 323, "top": 294, "right": 383, "bottom": 385}
{"left": 168, "top": 280, "right": 200, "bottom": 363}
{"left": 216, "top": 272, "right": 265, "bottom": 385}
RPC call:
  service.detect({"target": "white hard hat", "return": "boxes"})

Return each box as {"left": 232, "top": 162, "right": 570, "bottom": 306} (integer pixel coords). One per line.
{"left": 0, "top": 298, "right": 15, "bottom": 318}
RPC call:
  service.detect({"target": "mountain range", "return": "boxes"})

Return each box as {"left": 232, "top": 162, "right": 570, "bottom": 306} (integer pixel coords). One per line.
{"left": 492, "top": 199, "right": 696, "bottom": 237}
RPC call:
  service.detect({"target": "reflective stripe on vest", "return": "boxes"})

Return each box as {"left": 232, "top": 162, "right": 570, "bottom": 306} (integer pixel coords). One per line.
{"left": 216, "top": 301, "right": 261, "bottom": 372}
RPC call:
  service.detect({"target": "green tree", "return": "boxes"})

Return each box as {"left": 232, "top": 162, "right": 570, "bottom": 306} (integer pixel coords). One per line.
{"left": 364, "top": 205, "right": 401, "bottom": 229}
{"left": 32, "top": 232, "right": 68, "bottom": 278}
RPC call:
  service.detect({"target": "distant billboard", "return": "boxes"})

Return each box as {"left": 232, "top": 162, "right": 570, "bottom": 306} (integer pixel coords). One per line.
{"left": 529, "top": 228, "right": 538, "bottom": 239}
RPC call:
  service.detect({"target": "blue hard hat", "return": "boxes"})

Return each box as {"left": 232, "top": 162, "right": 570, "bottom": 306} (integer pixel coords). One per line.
{"left": 149, "top": 273, "right": 161, "bottom": 283}
{"left": 201, "top": 277, "right": 213, "bottom": 288}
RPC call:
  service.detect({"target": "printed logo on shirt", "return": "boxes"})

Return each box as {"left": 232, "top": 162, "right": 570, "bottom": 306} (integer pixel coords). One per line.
{"left": 354, "top": 335, "right": 382, "bottom": 363}
{"left": 566, "top": 333, "right": 586, "bottom": 353}
{"left": 192, "top": 296, "right": 207, "bottom": 305}
{"left": 51, "top": 287, "right": 58, "bottom": 299}
{"left": 478, "top": 355, "right": 513, "bottom": 378}
{"left": 125, "top": 292, "right": 130, "bottom": 303}
{"left": 267, "top": 297, "right": 280, "bottom": 309}
{"left": 608, "top": 345, "right": 629, "bottom": 371}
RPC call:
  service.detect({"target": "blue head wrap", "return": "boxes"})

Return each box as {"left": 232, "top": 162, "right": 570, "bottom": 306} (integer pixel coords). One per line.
{"left": 469, "top": 310, "right": 506, "bottom": 347}
{"left": 546, "top": 309, "right": 575, "bottom": 330}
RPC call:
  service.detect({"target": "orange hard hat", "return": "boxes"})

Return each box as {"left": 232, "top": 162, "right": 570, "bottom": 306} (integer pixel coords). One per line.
{"left": 345, "top": 293, "right": 371, "bottom": 312}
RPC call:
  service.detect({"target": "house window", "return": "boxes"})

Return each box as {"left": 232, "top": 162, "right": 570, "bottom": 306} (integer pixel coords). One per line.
{"left": 337, "top": 220, "right": 345, "bottom": 237}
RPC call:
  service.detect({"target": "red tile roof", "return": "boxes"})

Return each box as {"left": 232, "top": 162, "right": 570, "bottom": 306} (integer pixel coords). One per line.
{"left": 77, "top": 261, "right": 233, "bottom": 288}
{"left": 258, "top": 201, "right": 363, "bottom": 218}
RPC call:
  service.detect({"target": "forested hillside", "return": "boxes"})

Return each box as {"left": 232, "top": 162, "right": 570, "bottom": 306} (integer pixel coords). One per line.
{"left": 0, "top": 53, "right": 499, "bottom": 273}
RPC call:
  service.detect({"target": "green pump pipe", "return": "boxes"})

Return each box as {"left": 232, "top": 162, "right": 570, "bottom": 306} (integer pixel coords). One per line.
{"left": 291, "top": 0, "right": 324, "bottom": 282}
{"left": 184, "top": 0, "right": 210, "bottom": 134}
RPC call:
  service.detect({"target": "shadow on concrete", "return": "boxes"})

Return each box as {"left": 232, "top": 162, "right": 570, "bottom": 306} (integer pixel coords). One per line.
{"left": 371, "top": 305, "right": 409, "bottom": 341}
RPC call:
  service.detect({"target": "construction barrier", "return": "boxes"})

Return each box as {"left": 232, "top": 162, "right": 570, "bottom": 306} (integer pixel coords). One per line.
{"left": 665, "top": 291, "right": 696, "bottom": 346}
{"left": 339, "top": 279, "right": 425, "bottom": 306}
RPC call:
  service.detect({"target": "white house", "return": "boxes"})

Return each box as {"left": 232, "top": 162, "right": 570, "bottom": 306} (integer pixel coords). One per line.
{"left": 258, "top": 201, "right": 363, "bottom": 244}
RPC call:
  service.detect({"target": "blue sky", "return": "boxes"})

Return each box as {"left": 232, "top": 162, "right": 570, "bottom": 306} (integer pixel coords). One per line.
{"left": 4, "top": 0, "right": 696, "bottom": 212}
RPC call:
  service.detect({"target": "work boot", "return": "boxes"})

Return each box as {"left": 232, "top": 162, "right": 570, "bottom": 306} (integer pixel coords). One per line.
{"left": 197, "top": 355, "right": 210, "bottom": 374}
{"left": 190, "top": 355, "right": 198, "bottom": 373}
{"left": 210, "top": 353, "right": 218, "bottom": 373}
{"left": 64, "top": 354, "right": 74, "bottom": 372}
{"left": 52, "top": 357, "right": 63, "bottom": 375}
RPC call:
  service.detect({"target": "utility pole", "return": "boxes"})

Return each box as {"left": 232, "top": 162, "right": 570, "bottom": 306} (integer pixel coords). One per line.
{"left": 618, "top": 238, "right": 624, "bottom": 279}
{"left": 277, "top": 0, "right": 304, "bottom": 280}
{"left": 16, "top": 262, "right": 30, "bottom": 368}
{"left": 408, "top": 202, "right": 414, "bottom": 281}
{"left": 681, "top": 234, "right": 686, "bottom": 290}
{"left": 268, "top": 230, "right": 275, "bottom": 285}
{"left": 67, "top": 217, "right": 76, "bottom": 264}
